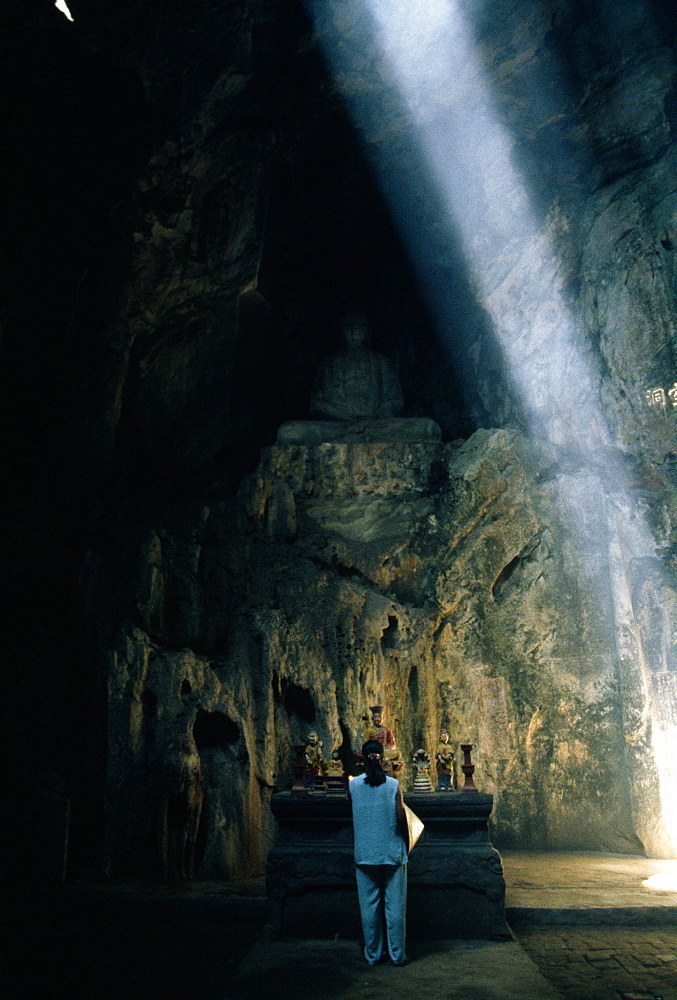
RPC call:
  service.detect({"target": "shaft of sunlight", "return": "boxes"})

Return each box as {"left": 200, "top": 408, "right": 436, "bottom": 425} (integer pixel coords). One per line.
{"left": 365, "top": 0, "right": 608, "bottom": 457}
{"left": 307, "top": 0, "right": 676, "bottom": 854}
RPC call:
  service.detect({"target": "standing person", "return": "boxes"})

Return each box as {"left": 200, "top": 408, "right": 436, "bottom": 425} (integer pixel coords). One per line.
{"left": 348, "top": 740, "right": 408, "bottom": 966}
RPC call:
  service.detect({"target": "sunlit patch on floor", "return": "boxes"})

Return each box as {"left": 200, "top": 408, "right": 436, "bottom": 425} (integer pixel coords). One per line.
{"left": 643, "top": 865, "right": 677, "bottom": 892}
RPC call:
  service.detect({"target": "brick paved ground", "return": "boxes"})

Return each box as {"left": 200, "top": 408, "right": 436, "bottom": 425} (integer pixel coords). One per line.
{"left": 514, "top": 926, "right": 677, "bottom": 1000}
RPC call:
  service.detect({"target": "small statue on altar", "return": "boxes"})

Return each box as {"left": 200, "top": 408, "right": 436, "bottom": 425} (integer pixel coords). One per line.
{"left": 304, "top": 731, "right": 324, "bottom": 792}
{"left": 324, "top": 749, "right": 346, "bottom": 793}
{"left": 364, "top": 705, "right": 403, "bottom": 776}
{"left": 411, "top": 748, "right": 434, "bottom": 792}
{"left": 435, "top": 730, "right": 455, "bottom": 792}
{"left": 324, "top": 748, "right": 345, "bottom": 777}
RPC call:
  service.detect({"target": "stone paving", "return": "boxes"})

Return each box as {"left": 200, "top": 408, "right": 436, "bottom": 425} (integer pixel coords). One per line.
{"left": 8, "top": 852, "right": 677, "bottom": 999}
{"left": 229, "top": 936, "right": 562, "bottom": 1000}
{"left": 515, "top": 925, "right": 677, "bottom": 1000}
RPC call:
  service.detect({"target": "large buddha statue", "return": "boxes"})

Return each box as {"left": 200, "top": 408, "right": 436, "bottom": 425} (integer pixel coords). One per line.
{"left": 310, "top": 312, "right": 404, "bottom": 420}
{"left": 276, "top": 312, "right": 441, "bottom": 445}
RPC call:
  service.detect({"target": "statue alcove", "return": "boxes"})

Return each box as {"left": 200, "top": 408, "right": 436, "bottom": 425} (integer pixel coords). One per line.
{"left": 246, "top": 106, "right": 509, "bottom": 460}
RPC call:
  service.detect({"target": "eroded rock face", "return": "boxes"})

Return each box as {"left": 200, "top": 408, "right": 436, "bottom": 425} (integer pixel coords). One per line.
{"left": 105, "top": 426, "right": 674, "bottom": 876}
{"left": 52, "top": 0, "right": 676, "bottom": 874}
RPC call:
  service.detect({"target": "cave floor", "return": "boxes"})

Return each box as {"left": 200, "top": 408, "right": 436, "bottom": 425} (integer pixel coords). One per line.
{"left": 501, "top": 850, "right": 677, "bottom": 920}
{"left": 6, "top": 852, "right": 677, "bottom": 1000}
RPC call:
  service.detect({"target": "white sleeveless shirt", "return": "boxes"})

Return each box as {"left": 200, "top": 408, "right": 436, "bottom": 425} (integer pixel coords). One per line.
{"left": 349, "top": 774, "right": 408, "bottom": 865}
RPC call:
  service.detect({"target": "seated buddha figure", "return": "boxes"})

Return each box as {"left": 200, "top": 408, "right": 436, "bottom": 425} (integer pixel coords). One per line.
{"left": 275, "top": 312, "right": 441, "bottom": 445}
{"left": 324, "top": 748, "right": 345, "bottom": 777}
{"left": 324, "top": 748, "right": 346, "bottom": 794}
{"left": 310, "top": 312, "right": 404, "bottom": 421}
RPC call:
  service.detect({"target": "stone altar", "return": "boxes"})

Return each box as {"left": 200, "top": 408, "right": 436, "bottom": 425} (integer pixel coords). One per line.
{"left": 265, "top": 791, "right": 509, "bottom": 940}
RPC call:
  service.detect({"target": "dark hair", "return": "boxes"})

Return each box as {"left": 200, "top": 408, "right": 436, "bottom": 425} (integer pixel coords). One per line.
{"left": 361, "top": 740, "right": 387, "bottom": 786}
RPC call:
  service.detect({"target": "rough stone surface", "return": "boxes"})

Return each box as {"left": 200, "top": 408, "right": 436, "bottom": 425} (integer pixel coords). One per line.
{"left": 106, "top": 425, "right": 673, "bottom": 875}
{"left": 4, "top": 1, "right": 677, "bottom": 883}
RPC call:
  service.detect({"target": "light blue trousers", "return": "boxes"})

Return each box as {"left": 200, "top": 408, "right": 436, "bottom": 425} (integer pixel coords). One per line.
{"left": 355, "top": 863, "right": 407, "bottom": 965}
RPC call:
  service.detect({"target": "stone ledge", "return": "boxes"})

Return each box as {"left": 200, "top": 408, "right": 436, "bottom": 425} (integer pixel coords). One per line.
{"left": 276, "top": 417, "right": 442, "bottom": 445}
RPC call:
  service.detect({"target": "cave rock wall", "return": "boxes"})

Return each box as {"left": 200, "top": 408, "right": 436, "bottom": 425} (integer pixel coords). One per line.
{"left": 72, "top": 0, "right": 677, "bottom": 875}
{"left": 105, "top": 426, "right": 673, "bottom": 876}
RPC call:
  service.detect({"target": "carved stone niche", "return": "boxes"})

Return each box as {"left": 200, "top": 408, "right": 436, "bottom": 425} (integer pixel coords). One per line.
{"left": 265, "top": 792, "right": 509, "bottom": 941}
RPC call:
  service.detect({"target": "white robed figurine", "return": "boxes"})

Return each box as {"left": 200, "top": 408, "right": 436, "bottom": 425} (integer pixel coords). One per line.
{"left": 411, "top": 748, "right": 433, "bottom": 793}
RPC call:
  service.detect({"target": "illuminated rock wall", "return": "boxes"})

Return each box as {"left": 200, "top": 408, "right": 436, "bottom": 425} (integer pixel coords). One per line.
{"left": 16, "top": 1, "right": 674, "bottom": 874}
{"left": 105, "top": 425, "right": 671, "bottom": 874}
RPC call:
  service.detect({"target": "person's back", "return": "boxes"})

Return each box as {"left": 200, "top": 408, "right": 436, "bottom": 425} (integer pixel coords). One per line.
{"left": 350, "top": 774, "right": 407, "bottom": 866}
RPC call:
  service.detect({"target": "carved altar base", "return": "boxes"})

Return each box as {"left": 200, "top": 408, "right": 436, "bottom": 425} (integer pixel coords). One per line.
{"left": 265, "top": 792, "right": 509, "bottom": 940}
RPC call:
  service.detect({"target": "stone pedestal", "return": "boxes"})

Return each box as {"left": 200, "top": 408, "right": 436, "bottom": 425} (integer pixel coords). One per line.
{"left": 259, "top": 438, "right": 445, "bottom": 498}
{"left": 276, "top": 417, "right": 442, "bottom": 446}
{"left": 265, "top": 791, "right": 509, "bottom": 940}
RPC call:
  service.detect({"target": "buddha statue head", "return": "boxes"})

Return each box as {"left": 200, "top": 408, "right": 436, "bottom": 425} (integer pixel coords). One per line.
{"left": 341, "top": 311, "right": 370, "bottom": 349}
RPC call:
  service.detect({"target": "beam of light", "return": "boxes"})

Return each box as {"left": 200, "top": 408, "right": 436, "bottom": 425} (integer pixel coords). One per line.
{"left": 357, "top": 0, "right": 611, "bottom": 456}
{"left": 651, "top": 723, "right": 677, "bottom": 857}
{"left": 307, "top": 0, "right": 677, "bottom": 854}
{"left": 55, "top": 0, "right": 74, "bottom": 21}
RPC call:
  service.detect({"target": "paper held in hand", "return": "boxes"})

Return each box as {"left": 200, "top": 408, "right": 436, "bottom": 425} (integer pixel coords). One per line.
{"left": 403, "top": 802, "right": 425, "bottom": 852}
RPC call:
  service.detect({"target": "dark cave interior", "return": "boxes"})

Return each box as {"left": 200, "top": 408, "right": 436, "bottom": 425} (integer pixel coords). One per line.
{"left": 2, "top": 0, "right": 677, "bottom": 882}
